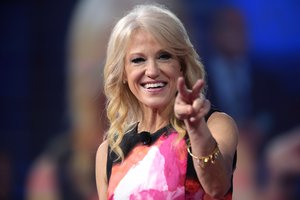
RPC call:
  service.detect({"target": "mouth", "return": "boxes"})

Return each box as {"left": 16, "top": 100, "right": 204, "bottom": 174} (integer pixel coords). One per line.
{"left": 141, "top": 82, "right": 167, "bottom": 89}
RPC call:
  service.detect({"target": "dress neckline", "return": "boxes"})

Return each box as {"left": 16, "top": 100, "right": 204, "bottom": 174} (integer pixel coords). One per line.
{"left": 134, "top": 124, "right": 172, "bottom": 146}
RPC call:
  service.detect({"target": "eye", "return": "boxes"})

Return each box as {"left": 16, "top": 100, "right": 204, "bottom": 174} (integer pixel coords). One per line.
{"left": 131, "top": 57, "right": 145, "bottom": 64}
{"left": 158, "top": 52, "right": 172, "bottom": 60}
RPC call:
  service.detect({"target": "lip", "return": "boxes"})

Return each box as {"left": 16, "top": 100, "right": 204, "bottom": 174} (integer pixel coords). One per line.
{"left": 140, "top": 81, "right": 167, "bottom": 92}
{"left": 141, "top": 81, "right": 167, "bottom": 87}
{"left": 143, "top": 87, "right": 164, "bottom": 93}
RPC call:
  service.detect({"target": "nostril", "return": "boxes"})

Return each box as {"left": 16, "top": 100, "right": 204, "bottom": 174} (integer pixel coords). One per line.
{"left": 145, "top": 63, "right": 160, "bottom": 78}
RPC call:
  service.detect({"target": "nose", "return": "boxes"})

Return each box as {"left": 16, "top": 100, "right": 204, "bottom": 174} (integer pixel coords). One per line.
{"left": 145, "top": 60, "right": 160, "bottom": 78}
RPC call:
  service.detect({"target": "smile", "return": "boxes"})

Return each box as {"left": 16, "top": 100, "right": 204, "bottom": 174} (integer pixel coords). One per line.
{"left": 142, "top": 82, "right": 167, "bottom": 89}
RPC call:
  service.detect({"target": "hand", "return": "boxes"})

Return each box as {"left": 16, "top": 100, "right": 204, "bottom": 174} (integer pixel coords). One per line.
{"left": 174, "top": 77, "right": 211, "bottom": 131}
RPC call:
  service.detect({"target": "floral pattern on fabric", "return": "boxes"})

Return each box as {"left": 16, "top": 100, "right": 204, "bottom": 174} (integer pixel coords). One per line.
{"left": 107, "top": 129, "right": 233, "bottom": 200}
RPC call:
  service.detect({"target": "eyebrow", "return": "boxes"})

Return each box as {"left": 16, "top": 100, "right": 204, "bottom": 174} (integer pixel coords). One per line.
{"left": 128, "top": 48, "right": 171, "bottom": 56}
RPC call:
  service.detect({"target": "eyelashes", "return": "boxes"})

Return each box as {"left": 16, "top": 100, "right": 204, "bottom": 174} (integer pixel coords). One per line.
{"left": 130, "top": 52, "right": 173, "bottom": 64}
{"left": 158, "top": 52, "right": 172, "bottom": 60}
{"left": 131, "top": 57, "right": 146, "bottom": 64}
{"left": 131, "top": 57, "right": 145, "bottom": 64}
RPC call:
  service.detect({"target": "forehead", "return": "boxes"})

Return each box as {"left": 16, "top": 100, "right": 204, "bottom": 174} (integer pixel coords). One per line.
{"left": 126, "top": 29, "right": 166, "bottom": 53}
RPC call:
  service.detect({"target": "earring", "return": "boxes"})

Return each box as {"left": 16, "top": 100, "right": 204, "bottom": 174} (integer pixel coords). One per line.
{"left": 123, "top": 80, "right": 127, "bottom": 84}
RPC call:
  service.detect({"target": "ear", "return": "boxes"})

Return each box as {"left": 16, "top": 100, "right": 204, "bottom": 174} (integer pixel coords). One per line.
{"left": 122, "top": 74, "right": 127, "bottom": 84}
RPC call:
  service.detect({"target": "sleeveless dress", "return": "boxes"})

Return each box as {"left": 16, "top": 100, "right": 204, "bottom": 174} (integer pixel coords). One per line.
{"left": 106, "top": 109, "right": 236, "bottom": 200}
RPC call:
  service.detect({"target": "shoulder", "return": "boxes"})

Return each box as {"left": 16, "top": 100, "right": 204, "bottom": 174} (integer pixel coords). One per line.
{"left": 95, "top": 140, "right": 109, "bottom": 199}
{"left": 207, "top": 112, "right": 238, "bottom": 154}
{"left": 96, "top": 140, "right": 109, "bottom": 183}
{"left": 97, "top": 140, "right": 109, "bottom": 156}
{"left": 96, "top": 140, "right": 108, "bottom": 169}
{"left": 208, "top": 111, "right": 237, "bottom": 129}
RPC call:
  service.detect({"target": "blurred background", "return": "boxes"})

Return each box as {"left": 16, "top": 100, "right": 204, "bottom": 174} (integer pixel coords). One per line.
{"left": 0, "top": 0, "right": 299, "bottom": 199}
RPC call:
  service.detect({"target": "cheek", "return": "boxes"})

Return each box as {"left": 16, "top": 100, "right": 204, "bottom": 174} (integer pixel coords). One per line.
{"left": 126, "top": 69, "right": 144, "bottom": 91}
{"left": 170, "top": 63, "right": 183, "bottom": 80}
{"left": 168, "top": 67, "right": 182, "bottom": 91}
{"left": 173, "top": 59, "right": 183, "bottom": 75}
{"left": 124, "top": 64, "right": 135, "bottom": 81}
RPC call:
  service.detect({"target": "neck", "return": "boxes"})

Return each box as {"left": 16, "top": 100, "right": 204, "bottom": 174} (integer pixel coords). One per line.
{"left": 138, "top": 120, "right": 169, "bottom": 134}
{"left": 138, "top": 111, "right": 170, "bottom": 134}
{"left": 139, "top": 102, "right": 173, "bottom": 133}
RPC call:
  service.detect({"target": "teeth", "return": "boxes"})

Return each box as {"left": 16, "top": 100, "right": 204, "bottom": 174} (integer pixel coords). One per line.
{"left": 144, "top": 82, "right": 165, "bottom": 89}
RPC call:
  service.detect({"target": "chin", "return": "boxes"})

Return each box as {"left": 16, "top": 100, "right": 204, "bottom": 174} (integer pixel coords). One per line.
{"left": 143, "top": 100, "right": 171, "bottom": 110}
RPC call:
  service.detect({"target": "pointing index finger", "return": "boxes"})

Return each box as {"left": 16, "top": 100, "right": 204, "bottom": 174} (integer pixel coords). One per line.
{"left": 177, "top": 77, "right": 191, "bottom": 101}
{"left": 191, "top": 79, "right": 205, "bottom": 99}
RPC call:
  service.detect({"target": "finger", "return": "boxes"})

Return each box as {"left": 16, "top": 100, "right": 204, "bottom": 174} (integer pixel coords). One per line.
{"left": 177, "top": 77, "right": 191, "bottom": 101}
{"left": 188, "top": 98, "right": 204, "bottom": 122}
{"left": 189, "top": 99, "right": 211, "bottom": 123}
{"left": 191, "top": 79, "right": 205, "bottom": 100}
{"left": 194, "top": 99, "right": 211, "bottom": 119}
{"left": 192, "top": 96, "right": 205, "bottom": 111}
{"left": 174, "top": 103, "right": 193, "bottom": 120}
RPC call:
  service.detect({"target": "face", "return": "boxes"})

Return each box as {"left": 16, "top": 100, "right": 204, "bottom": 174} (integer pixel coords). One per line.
{"left": 124, "top": 29, "right": 182, "bottom": 111}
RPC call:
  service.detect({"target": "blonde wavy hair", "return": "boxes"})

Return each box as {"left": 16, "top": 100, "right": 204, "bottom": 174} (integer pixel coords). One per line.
{"left": 104, "top": 4, "right": 206, "bottom": 161}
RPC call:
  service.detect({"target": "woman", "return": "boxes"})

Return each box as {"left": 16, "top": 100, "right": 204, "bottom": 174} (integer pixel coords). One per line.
{"left": 96, "top": 4, "right": 238, "bottom": 200}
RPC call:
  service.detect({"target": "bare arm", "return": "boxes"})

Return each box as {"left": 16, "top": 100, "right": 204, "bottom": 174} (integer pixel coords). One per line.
{"left": 175, "top": 77, "right": 238, "bottom": 198}
{"left": 190, "top": 112, "right": 238, "bottom": 198}
{"left": 95, "top": 140, "right": 108, "bottom": 200}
